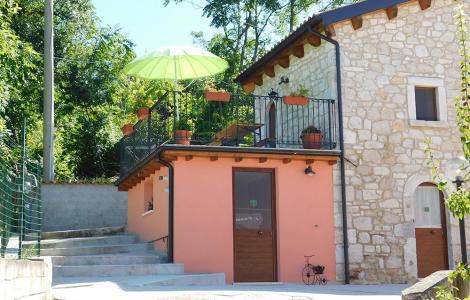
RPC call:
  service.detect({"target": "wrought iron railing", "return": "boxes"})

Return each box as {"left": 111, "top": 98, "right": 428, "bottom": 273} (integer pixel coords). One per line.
{"left": 120, "top": 91, "right": 337, "bottom": 177}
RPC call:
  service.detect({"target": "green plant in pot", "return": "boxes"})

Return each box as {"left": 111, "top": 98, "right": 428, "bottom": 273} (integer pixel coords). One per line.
{"left": 121, "top": 116, "right": 136, "bottom": 136}
{"left": 174, "top": 119, "right": 195, "bottom": 145}
{"left": 284, "top": 85, "right": 310, "bottom": 106}
{"left": 204, "top": 80, "right": 231, "bottom": 102}
{"left": 300, "top": 125, "right": 323, "bottom": 149}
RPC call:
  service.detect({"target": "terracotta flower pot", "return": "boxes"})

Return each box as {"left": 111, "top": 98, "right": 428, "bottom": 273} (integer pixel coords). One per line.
{"left": 137, "top": 107, "right": 150, "bottom": 120}
{"left": 204, "top": 91, "right": 231, "bottom": 102}
{"left": 301, "top": 133, "right": 323, "bottom": 149}
{"left": 283, "top": 96, "right": 308, "bottom": 106}
{"left": 174, "top": 130, "right": 192, "bottom": 145}
{"left": 121, "top": 124, "right": 134, "bottom": 136}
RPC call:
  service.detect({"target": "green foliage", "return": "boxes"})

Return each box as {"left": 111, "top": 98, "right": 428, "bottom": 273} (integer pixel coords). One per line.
{"left": 425, "top": 3, "right": 470, "bottom": 221}
{"left": 435, "top": 263, "right": 470, "bottom": 300}
{"left": 428, "top": 4, "right": 470, "bottom": 299}
{"left": 175, "top": 119, "right": 195, "bottom": 131}
{"left": 448, "top": 189, "right": 470, "bottom": 220}
{"left": 291, "top": 85, "right": 310, "bottom": 97}
{"left": 1, "top": 0, "right": 172, "bottom": 181}
{"left": 301, "top": 125, "right": 321, "bottom": 135}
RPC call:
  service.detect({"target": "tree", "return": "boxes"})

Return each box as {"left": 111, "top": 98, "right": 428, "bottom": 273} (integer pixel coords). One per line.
{"left": 4, "top": 0, "right": 169, "bottom": 181}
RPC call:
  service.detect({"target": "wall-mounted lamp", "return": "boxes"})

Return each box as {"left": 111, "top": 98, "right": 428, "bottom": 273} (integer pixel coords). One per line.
{"left": 279, "top": 76, "right": 289, "bottom": 85}
{"left": 304, "top": 165, "right": 315, "bottom": 176}
{"left": 268, "top": 88, "right": 278, "bottom": 99}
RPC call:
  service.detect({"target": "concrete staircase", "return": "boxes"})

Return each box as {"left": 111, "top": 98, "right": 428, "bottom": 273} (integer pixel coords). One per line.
{"left": 40, "top": 226, "right": 225, "bottom": 285}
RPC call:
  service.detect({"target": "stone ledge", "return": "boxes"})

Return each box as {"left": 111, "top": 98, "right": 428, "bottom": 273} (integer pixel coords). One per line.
{"left": 401, "top": 270, "right": 451, "bottom": 300}
{"left": 408, "top": 120, "right": 449, "bottom": 128}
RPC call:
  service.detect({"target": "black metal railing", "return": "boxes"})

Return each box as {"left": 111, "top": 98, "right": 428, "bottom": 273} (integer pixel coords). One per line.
{"left": 120, "top": 91, "right": 337, "bottom": 177}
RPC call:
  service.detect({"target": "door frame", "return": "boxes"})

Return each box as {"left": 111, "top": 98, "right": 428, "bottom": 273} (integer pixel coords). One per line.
{"left": 415, "top": 182, "right": 449, "bottom": 277}
{"left": 232, "top": 167, "right": 278, "bottom": 282}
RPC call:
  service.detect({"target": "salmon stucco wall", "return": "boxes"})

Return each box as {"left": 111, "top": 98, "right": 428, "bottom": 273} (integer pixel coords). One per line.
{"left": 173, "top": 156, "right": 336, "bottom": 283}
{"left": 127, "top": 168, "right": 169, "bottom": 251}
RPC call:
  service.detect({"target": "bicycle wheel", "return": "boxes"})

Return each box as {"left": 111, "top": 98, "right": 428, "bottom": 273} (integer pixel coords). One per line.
{"left": 302, "top": 265, "right": 315, "bottom": 285}
{"left": 319, "top": 276, "right": 328, "bottom": 285}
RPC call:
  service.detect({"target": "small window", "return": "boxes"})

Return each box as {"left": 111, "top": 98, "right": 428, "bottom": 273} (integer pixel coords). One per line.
{"left": 144, "top": 181, "right": 154, "bottom": 212}
{"left": 415, "top": 87, "right": 438, "bottom": 121}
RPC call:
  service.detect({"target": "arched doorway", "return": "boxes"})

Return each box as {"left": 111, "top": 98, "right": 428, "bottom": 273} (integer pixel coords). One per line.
{"left": 414, "top": 183, "right": 449, "bottom": 278}
{"left": 268, "top": 103, "right": 276, "bottom": 147}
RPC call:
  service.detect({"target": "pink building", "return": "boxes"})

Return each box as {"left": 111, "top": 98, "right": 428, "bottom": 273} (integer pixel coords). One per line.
{"left": 117, "top": 0, "right": 470, "bottom": 284}
{"left": 117, "top": 91, "right": 340, "bottom": 284}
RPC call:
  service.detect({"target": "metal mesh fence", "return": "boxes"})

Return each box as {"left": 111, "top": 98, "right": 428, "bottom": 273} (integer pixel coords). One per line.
{"left": 0, "top": 119, "right": 42, "bottom": 259}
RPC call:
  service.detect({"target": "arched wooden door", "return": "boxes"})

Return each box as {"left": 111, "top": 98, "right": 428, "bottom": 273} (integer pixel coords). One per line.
{"left": 414, "top": 183, "right": 449, "bottom": 278}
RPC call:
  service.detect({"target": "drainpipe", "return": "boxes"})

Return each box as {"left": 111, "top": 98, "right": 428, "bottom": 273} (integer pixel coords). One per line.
{"left": 156, "top": 149, "right": 174, "bottom": 263}
{"left": 308, "top": 26, "right": 350, "bottom": 284}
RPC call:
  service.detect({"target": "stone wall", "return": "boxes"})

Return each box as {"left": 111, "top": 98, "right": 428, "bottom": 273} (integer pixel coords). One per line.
{"left": 42, "top": 184, "right": 127, "bottom": 231}
{"left": 0, "top": 258, "right": 52, "bottom": 300}
{"left": 253, "top": 0, "right": 470, "bottom": 283}
{"left": 254, "top": 42, "right": 337, "bottom": 146}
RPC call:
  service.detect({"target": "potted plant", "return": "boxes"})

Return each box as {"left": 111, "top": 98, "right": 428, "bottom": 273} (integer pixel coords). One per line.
{"left": 174, "top": 119, "right": 194, "bottom": 145}
{"left": 121, "top": 123, "right": 134, "bottom": 136}
{"left": 300, "top": 125, "right": 323, "bottom": 149}
{"left": 284, "top": 85, "right": 309, "bottom": 106}
{"left": 204, "top": 81, "right": 231, "bottom": 102}
{"left": 137, "top": 107, "right": 150, "bottom": 120}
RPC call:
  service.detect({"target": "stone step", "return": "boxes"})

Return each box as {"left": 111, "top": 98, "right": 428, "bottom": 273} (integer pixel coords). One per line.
{"left": 42, "top": 226, "right": 125, "bottom": 240}
{"left": 50, "top": 254, "right": 161, "bottom": 266}
{"left": 41, "top": 242, "right": 152, "bottom": 256}
{"left": 38, "top": 234, "right": 138, "bottom": 249}
{"left": 140, "top": 273, "right": 226, "bottom": 286}
{"left": 53, "top": 263, "right": 184, "bottom": 277}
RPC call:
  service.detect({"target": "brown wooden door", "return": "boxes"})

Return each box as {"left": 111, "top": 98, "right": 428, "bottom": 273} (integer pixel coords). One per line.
{"left": 233, "top": 169, "right": 277, "bottom": 282}
{"left": 415, "top": 184, "right": 449, "bottom": 278}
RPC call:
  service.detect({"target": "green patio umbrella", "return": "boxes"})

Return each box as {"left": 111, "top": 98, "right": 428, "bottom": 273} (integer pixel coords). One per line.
{"left": 123, "top": 46, "right": 228, "bottom": 118}
{"left": 123, "top": 45, "right": 228, "bottom": 81}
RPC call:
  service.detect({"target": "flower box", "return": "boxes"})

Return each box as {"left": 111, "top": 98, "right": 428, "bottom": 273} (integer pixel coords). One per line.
{"left": 283, "top": 96, "right": 308, "bottom": 106}
{"left": 204, "top": 91, "right": 231, "bottom": 102}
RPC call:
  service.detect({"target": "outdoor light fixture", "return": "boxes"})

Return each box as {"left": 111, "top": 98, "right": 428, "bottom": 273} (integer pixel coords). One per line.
{"left": 444, "top": 156, "right": 469, "bottom": 265}
{"left": 279, "top": 76, "right": 289, "bottom": 85}
{"left": 305, "top": 165, "right": 315, "bottom": 176}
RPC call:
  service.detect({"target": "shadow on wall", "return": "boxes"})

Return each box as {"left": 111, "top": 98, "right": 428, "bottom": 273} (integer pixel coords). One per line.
{"left": 41, "top": 184, "right": 127, "bottom": 232}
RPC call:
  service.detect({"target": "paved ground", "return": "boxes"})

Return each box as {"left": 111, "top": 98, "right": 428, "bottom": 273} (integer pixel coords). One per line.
{"left": 52, "top": 276, "right": 408, "bottom": 300}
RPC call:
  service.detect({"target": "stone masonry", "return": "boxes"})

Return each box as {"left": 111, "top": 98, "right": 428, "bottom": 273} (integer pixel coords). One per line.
{"left": 253, "top": 0, "right": 470, "bottom": 283}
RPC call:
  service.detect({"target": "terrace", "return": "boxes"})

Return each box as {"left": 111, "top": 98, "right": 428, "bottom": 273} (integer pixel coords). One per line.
{"left": 119, "top": 90, "right": 338, "bottom": 181}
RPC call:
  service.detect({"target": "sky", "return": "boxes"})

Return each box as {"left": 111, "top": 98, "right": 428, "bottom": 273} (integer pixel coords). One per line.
{"left": 91, "top": 0, "right": 219, "bottom": 57}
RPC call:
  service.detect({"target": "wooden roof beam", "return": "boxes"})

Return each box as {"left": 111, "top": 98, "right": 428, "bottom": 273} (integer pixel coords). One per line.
{"left": 385, "top": 5, "right": 398, "bottom": 20}
{"left": 253, "top": 74, "right": 263, "bottom": 86}
{"left": 418, "top": 0, "right": 431, "bottom": 10}
{"left": 264, "top": 65, "right": 275, "bottom": 78}
{"left": 306, "top": 34, "right": 321, "bottom": 47}
{"left": 242, "top": 82, "right": 256, "bottom": 93}
{"left": 325, "top": 24, "right": 336, "bottom": 37}
{"left": 277, "top": 56, "right": 290, "bottom": 68}
{"left": 350, "top": 16, "right": 363, "bottom": 30}
{"left": 292, "top": 44, "right": 305, "bottom": 58}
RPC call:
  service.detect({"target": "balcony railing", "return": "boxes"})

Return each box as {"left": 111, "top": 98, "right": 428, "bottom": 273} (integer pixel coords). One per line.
{"left": 120, "top": 91, "right": 337, "bottom": 178}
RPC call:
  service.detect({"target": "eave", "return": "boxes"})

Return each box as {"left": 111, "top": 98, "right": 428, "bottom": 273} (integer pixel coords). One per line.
{"left": 115, "top": 145, "right": 340, "bottom": 191}
{"left": 236, "top": 0, "right": 433, "bottom": 90}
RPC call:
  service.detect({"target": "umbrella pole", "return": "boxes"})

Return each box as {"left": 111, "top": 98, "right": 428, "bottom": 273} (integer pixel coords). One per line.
{"left": 174, "top": 60, "right": 179, "bottom": 120}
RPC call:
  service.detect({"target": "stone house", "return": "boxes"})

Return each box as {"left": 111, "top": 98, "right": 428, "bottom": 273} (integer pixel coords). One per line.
{"left": 236, "top": 0, "right": 470, "bottom": 283}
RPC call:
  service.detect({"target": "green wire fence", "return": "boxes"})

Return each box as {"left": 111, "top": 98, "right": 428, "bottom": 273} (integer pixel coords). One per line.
{"left": 0, "top": 117, "right": 42, "bottom": 259}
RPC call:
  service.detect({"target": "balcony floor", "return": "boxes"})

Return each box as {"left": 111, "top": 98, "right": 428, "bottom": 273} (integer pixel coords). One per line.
{"left": 116, "top": 144, "right": 340, "bottom": 191}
